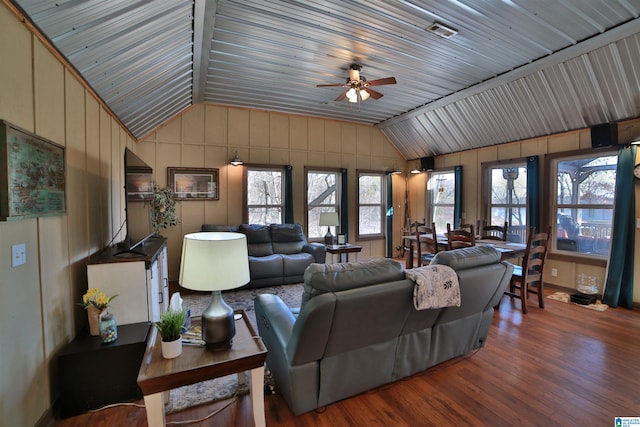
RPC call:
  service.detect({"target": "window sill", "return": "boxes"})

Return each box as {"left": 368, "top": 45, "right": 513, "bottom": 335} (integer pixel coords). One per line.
{"left": 547, "top": 251, "right": 607, "bottom": 267}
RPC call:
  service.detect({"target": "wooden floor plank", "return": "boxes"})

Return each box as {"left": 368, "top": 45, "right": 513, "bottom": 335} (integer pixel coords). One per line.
{"left": 53, "top": 290, "right": 640, "bottom": 426}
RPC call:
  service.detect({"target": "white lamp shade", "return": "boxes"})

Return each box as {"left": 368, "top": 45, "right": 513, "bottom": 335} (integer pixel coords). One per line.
{"left": 319, "top": 212, "right": 340, "bottom": 227}
{"left": 179, "top": 232, "right": 250, "bottom": 291}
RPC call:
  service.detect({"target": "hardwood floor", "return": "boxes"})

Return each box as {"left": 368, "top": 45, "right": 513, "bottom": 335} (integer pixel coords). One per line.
{"left": 53, "top": 289, "right": 640, "bottom": 427}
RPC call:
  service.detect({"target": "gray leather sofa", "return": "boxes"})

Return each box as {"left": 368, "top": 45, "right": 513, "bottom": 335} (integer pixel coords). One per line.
{"left": 201, "top": 223, "right": 326, "bottom": 288}
{"left": 254, "top": 246, "right": 513, "bottom": 415}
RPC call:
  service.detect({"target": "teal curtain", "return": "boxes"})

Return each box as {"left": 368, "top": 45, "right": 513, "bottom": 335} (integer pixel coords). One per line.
{"left": 602, "top": 145, "right": 636, "bottom": 308}
{"left": 526, "top": 156, "right": 540, "bottom": 232}
{"left": 386, "top": 173, "right": 394, "bottom": 258}
{"left": 340, "top": 168, "right": 348, "bottom": 241}
{"left": 454, "top": 166, "right": 462, "bottom": 228}
{"left": 284, "top": 165, "right": 294, "bottom": 224}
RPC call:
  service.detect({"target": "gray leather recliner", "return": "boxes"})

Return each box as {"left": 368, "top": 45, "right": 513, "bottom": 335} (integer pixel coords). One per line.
{"left": 254, "top": 246, "right": 513, "bottom": 415}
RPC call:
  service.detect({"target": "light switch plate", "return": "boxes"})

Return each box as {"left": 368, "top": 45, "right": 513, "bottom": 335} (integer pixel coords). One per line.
{"left": 12, "top": 243, "right": 26, "bottom": 267}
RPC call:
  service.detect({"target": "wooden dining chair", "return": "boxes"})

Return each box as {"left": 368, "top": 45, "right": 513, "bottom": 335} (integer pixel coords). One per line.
{"left": 480, "top": 220, "right": 508, "bottom": 241}
{"left": 505, "top": 226, "right": 551, "bottom": 314}
{"left": 415, "top": 223, "right": 438, "bottom": 266}
{"left": 446, "top": 223, "right": 476, "bottom": 250}
{"left": 403, "top": 218, "right": 425, "bottom": 262}
{"left": 456, "top": 219, "right": 475, "bottom": 234}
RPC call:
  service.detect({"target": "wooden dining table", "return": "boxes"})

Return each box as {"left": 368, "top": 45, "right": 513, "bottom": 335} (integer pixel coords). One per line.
{"left": 402, "top": 234, "right": 526, "bottom": 269}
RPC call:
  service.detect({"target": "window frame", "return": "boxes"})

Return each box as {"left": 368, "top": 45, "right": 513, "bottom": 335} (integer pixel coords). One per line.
{"left": 356, "top": 169, "right": 385, "bottom": 241}
{"left": 243, "top": 164, "right": 287, "bottom": 225}
{"left": 305, "top": 167, "right": 341, "bottom": 242}
{"left": 544, "top": 148, "right": 617, "bottom": 265}
{"left": 481, "top": 157, "right": 529, "bottom": 243}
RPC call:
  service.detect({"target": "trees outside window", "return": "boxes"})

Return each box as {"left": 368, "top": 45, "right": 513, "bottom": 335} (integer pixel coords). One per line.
{"left": 427, "top": 171, "right": 455, "bottom": 232}
{"left": 483, "top": 162, "right": 528, "bottom": 242}
{"left": 306, "top": 169, "right": 339, "bottom": 240}
{"left": 246, "top": 168, "right": 284, "bottom": 224}
{"left": 552, "top": 153, "right": 616, "bottom": 257}
{"left": 357, "top": 172, "right": 384, "bottom": 238}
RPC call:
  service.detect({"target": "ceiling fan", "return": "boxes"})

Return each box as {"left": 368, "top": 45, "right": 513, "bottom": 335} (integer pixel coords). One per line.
{"left": 317, "top": 63, "right": 397, "bottom": 104}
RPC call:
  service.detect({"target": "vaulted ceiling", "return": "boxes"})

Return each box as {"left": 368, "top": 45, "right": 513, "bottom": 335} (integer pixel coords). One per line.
{"left": 11, "top": 0, "right": 640, "bottom": 159}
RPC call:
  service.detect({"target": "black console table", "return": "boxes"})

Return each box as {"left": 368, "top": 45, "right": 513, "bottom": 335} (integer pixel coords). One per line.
{"left": 57, "top": 322, "right": 150, "bottom": 418}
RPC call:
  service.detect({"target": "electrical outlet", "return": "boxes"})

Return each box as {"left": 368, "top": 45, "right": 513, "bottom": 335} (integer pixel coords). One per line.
{"left": 551, "top": 268, "right": 558, "bottom": 277}
{"left": 12, "top": 243, "right": 26, "bottom": 267}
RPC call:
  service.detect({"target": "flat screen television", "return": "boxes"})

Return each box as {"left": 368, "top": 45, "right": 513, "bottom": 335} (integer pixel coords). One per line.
{"left": 118, "top": 148, "right": 155, "bottom": 254}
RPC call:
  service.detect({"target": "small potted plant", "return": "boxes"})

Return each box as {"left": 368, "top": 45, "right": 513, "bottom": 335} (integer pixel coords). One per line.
{"left": 79, "top": 288, "right": 117, "bottom": 336}
{"left": 154, "top": 310, "right": 187, "bottom": 359}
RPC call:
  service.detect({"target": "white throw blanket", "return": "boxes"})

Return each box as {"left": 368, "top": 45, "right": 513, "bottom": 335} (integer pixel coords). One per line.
{"left": 406, "top": 265, "right": 460, "bottom": 310}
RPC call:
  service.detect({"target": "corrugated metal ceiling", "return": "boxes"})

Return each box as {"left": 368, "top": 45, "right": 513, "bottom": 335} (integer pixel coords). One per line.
{"left": 11, "top": 0, "right": 640, "bottom": 158}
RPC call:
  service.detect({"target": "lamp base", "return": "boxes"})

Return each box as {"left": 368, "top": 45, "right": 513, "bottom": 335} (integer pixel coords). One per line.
{"left": 201, "top": 290, "right": 236, "bottom": 351}
{"left": 324, "top": 228, "right": 334, "bottom": 246}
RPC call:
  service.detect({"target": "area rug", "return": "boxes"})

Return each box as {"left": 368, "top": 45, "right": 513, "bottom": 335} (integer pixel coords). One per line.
{"left": 165, "top": 284, "right": 303, "bottom": 413}
{"left": 547, "top": 291, "right": 608, "bottom": 312}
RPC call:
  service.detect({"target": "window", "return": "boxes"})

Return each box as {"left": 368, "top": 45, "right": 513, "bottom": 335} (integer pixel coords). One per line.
{"left": 483, "top": 161, "right": 528, "bottom": 243}
{"left": 427, "top": 171, "right": 455, "bottom": 232}
{"left": 357, "top": 171, "right": 384, "bottom": 238}
{"left": 306, "top": 169, "right": 340, "bottom": 240}
{"left": 551, "top": 152, "right": 617, "bottom": 257}
{"left": 245, "top": 167, "right": 284, "bottom": 224}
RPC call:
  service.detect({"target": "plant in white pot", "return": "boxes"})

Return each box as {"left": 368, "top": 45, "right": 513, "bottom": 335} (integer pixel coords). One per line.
{"left": 154, "top": 310, "right": 186, "bottom": 359}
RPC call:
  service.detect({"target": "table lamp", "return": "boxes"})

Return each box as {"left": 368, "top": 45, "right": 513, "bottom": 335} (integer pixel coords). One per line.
{"left": 179, "top": 232, "right": 250, "bottom": 350}
{"left": 319, "top": 212, "right": 339, "bottom": 245}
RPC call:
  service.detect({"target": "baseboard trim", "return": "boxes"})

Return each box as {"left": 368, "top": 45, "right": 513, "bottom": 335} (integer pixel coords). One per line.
{"left": 34, "top": 408, "right": 54, "bottom": 427}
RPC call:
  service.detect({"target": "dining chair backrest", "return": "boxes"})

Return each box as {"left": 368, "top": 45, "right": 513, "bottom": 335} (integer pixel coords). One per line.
{"left": 447, "top": 223, "right": 476, "bottom": 250}
{"left": 480, "top": 220, "right": 508, "bottom": 241}
{"left": 415, "top": 223, "right": 438, "bottom": 266}
{"left": 521, "top": 226, "right": 551, "bottom": 282}
{"left": 402, "top": 218, "right": 426, "bottom": 260}
{"left": 404, "top": 218, "right": 425, "bottom": 236}
{"left": 505, "top": 226, "right": 552, "bottom": 313}
{"left": 457, "top": 220, "right": 475, "bottom": 234}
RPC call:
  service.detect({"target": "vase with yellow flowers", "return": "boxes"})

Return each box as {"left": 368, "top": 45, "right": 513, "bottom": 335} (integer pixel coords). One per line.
{"left": 79, "top": 288, "right": 118, "bottom": 336}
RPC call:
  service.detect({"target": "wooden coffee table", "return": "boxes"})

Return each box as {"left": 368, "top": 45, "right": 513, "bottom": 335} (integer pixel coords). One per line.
{"left": 137, "top": 311, "right": 267, "bottom": 426}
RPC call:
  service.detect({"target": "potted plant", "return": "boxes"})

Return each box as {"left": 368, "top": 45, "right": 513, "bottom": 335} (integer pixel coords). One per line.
{"left": 149, "top": 184, "right": 180, "bottom": 234}
{"left": 154, "top": 310, "right": 187, "bottom": 359}
{"left": 79, "top": 288, "right": 118, "bottom": 336}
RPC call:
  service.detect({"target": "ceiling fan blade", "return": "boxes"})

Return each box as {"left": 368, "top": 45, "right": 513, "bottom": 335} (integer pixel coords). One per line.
{"left": 334, "top": 91, "right": 347, "bottom": 102}
{"left": 363, "top": 88, "right": 384, "bottom": 99}
{"left": 366, "top": 77, "right": 397, "bottom": 86}
{"left": 317, "top": 83, "right": 347, "bottom": 87}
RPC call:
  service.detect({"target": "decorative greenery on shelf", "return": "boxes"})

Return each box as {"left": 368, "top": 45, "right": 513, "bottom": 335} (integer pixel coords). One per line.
{"left": 150, "top": 184, "right": 180, "bottom": 233}
{"left": 154, "top": 310, "right": 186, "bottom": 342}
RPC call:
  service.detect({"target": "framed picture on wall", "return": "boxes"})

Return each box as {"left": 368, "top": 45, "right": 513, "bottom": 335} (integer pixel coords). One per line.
{"left": 168, "top": 167, "right": 219, "bottom": 201}
{"left": 0, "top": 120, "right": 66, "bottom": 220}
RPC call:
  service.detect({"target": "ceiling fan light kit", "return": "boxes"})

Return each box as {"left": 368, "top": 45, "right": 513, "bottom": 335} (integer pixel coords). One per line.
{"left": 317, "top": 63, "right": 396, "bottom": 107}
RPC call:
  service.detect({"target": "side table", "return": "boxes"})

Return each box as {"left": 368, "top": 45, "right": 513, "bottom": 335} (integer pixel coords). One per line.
{"left": 137, "top": 311, "right": 267, "bottom": 427}
{"left": 326, "top": 243, "right": 363, "bottom": 263}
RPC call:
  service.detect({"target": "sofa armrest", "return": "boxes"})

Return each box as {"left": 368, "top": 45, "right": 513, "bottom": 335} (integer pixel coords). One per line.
{"left": 303, "top": 242, "right": 326, "bottom": 263}
{"left": 254, "top": 294, "right": 296, "bottom": 355}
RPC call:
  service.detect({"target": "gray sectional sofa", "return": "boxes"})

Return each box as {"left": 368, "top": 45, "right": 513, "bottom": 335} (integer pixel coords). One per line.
{"left": 254, "top": 246, "right": 513, "bottom": 415}
{"left": 201, "top": 223, "right": 326, "bottom": 288}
